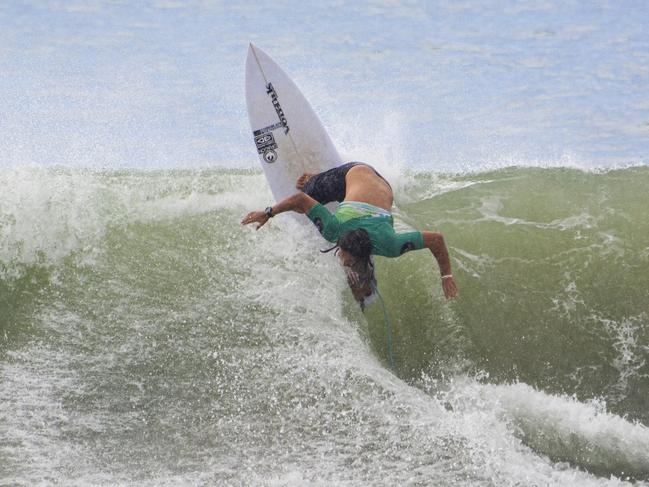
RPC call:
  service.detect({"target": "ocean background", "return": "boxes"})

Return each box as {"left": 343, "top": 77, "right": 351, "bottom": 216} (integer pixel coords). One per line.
{"left": 1, "top": 1, "right": 648, "bottom": 486}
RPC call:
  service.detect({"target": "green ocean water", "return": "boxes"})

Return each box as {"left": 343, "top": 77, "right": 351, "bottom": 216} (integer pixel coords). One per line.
{"left": 377, "top": 167, "right": 649, "bottom": 416}
{"left": 1, "top": 165, "right": 648, "bottom": 485}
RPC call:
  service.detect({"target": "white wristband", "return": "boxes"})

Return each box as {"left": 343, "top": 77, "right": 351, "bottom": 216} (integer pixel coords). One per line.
{"left": 441, "top": 274, "right": 453, "bottom": 280}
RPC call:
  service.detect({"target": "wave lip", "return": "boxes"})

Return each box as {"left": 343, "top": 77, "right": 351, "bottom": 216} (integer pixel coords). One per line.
{"left": 495, "top": 382, "right": 649, "bottom": 481}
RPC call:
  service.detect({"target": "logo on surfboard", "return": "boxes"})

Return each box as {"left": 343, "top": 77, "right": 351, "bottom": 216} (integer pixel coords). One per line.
{"left": 266, "top": 83, "right": 290, "bottom": 135}
{"left": 253, "top": 131, "right": 278, "bottom": 163}
{"left": 263, "top": 149, "right": 277, "bottom": 163}
{"left": 250, "top": 83, "right": 289, "bottom": 164}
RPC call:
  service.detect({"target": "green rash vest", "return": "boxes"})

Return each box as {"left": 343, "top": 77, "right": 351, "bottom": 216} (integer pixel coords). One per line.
{"left": 306, "top": 202, "right": 424, "bottom": 257}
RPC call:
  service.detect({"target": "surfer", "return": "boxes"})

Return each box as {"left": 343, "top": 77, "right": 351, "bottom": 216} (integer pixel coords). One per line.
{"left": 241, "top": 162, "right": 458, "bottom": 300}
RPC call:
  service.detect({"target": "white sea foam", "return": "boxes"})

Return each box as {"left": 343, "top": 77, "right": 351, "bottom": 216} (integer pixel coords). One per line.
{"left": 2, "top": 167, "right": 648, "bottom": 485}
{"left": 494, "top": 382, "right": 649, "bottom": 479}
{"left": 0, "top": 167, "right": 266, "bottom": 274}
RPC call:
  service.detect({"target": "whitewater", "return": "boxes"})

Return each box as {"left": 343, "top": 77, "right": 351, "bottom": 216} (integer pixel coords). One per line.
{"left": 1, "top": 166, "right": 648, "bottom": 485}
{"left": 1, "top": 1, "right": 649, "bottom": 486}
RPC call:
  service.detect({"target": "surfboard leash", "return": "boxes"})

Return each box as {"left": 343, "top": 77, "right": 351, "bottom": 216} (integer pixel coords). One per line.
{"left": 371, "top": 283, "right": 396, "bottom": 371}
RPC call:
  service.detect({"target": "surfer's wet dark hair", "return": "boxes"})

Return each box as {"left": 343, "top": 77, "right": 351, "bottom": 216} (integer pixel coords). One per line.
{"left": 321, "top": 229, "right": 372, "bottom": 268}
{"left": 339, "top": 229, "right": 372, "bottom": 264}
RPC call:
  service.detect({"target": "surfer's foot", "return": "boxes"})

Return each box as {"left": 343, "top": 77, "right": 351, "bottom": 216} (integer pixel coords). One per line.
{"left": 296, "top": 173, "right": 314, "bottom": 191}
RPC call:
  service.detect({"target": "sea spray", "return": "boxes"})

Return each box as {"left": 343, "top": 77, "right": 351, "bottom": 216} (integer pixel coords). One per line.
{"left": 1, "top": 165, "right": 648, "bottom": 485}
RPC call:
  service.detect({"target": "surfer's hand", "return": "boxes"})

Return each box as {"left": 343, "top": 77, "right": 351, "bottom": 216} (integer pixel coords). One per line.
{"left": 241, "top": 211, "right": 269, "bottom": 230}
{"left": 442, "top": 276, "right": 458, "bottom": 300}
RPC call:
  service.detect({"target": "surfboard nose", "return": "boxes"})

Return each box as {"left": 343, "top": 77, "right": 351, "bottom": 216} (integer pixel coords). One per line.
{"left": 246, "top": 43, "right": 263, "bottom": 79}
{"left": 247, "top": 42, "right": 262, "bottom": 60}
{"left": 245, "top": 44, "right": 259, "bottom": 85}
{"left": 248, "top": 43, "right": 272, "bottom": 63}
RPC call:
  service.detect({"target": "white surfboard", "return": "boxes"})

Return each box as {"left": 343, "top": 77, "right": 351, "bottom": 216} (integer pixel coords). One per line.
{"left": 245, "top": 43, "right": 342, "bottom": 202}
{"left": 245, "top": 44, "right": 377, "bottom": 309}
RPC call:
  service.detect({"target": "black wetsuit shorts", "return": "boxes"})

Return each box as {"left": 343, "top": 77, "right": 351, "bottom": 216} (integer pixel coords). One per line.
{"left": 302, "top": 162, "right": 392, "bottom": 204}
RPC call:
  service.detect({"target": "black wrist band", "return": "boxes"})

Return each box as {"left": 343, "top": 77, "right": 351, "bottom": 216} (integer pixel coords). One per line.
{"left": 264, "top": 206, "right": 274, "bottom": 218}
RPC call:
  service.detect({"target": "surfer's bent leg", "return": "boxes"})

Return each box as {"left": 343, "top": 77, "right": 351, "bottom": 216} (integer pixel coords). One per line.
{"left": 301, "top": 162, "right": 358, "bottom": 204}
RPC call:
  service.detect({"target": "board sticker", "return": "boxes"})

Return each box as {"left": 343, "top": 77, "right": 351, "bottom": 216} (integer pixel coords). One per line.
{"left": 254, "top": 132, "right": 277, "bottom": 152}
{"left": 266, "top": 82, "right": 290, "bottom": 134}
{"left": 263, "top": 149, "right": 277, "bottom": 163}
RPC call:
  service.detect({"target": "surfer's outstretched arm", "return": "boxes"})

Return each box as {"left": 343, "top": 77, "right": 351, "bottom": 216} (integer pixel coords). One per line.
{"left": 241, "top": 192, "right": 318, "bottom": 230}
{"left": 422, "top": 231, "right": 458, "bottom": 300}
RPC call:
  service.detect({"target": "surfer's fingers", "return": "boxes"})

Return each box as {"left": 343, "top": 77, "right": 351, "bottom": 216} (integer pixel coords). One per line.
{"left": 255, "top": 216, "right": 269, "bottom": 230}
{"left": 241, "top": 212, "right": 255, "bottom": 225}
{"left": 345, "top": 268, "right": 359, "bottom": 285}
{"left": 242, "top": 211, "right": 265, "bottom": 226}
{"left": 443, "top": 279, "right": 458, "bottom": 299}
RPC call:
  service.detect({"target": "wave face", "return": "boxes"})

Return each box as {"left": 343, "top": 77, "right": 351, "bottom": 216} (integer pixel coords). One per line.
{"left": 1, "top": 165, "right": 648, "bottom": 485}
{"left": 381, "top": 166, "right": 649, "bottom": 415}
